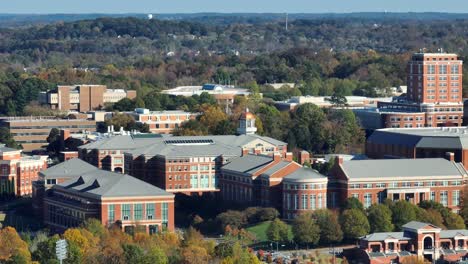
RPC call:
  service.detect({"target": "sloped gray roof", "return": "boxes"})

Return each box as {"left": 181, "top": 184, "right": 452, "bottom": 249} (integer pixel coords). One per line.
{"left": 283, "top": 167, "right": 327, "bottom": 182}
{"left": 39, "top": 158, "right": 98, "bottom": 179}
{"left": 440, "top": 230, "right": 468, "bottom": 239}
{"left": 56, "top": 170, "right": 172, "bottom": 198}
{"left": 261, "top": 161, "right": 291, "bottom": 176}
{"left": 361, "top": 232, "right": 412, "bottom": 242}
{"left": 221, "top": 154, "right": 273, "bottom": 175}
{"left": 340, "top": 158, "right": 467, "bottom": 179}
{"left": 368, "top": 127, "right": 468, "bottom": 149}
{"left": 402, "top": 221, "right": 441, "bottom": 231}
{"left": 79, "top": 134, "right": 286, "bottom": 159}
{"left": 0, "top": 145, "right": 19, "bottom": 152}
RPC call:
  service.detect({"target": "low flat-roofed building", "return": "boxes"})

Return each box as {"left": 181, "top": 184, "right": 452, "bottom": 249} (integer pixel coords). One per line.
{"left": 130, "top": 108, "right": 199, "bottom": 134}
{"left": 0, "top": 116, "right": 96, "bottom": 152}
{"left": 344, "top": 221, "right": 468, "bottom": 263}
{"left": 329, "top": 157, "right": 467, "bottom": 212}
{"left": 275, "top": 96, "right": 393, "bottom": 111}
{"left": 366, "top": 127, "right": 468, "bottom": 167}
{"left": 43, "top": 166, "right": 174, "bottom": 234}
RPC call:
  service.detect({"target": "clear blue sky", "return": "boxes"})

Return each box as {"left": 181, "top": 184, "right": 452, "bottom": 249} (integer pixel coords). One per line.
{"left": 1, "top": 0, "right": 468, "bottom": 14}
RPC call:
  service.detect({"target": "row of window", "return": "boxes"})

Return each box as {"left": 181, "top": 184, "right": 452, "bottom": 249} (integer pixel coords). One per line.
{"left": 349, "top": 180, "right": 462, "bottom": 189}
{"left": 167, "top": 157, "right": 216, "bottom": 163}
{"left": 426, "top": 76, "right": 459, "bottom": 81}
{"left": 284, "top": 183, "right": 327, "bottom": 190}
{"left": 168, "top": 165, "right": 213, "bottom": 172}
{"left": 284, "top": 193, "right": 327, "bottom": 210}
{"left": 112, "top": 203, "right": 168, "bottom": 223}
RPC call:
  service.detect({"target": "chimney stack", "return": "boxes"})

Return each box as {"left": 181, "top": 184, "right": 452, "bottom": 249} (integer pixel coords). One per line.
{"left": 445, "top": 152, "right": 455, "bottom": 162}
{"left": 273, "top": 152, "right": 282, "bottom": 162}
{"left": 284, "top": 152, "right": 293, "bottom": 162}
{"left": 299, "top": 151, "right": 310, "bottom": 165}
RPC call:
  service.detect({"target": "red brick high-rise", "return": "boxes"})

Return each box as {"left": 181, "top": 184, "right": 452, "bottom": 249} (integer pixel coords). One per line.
{"left": 356, "top": 52, "right": 464, "bottom": 129}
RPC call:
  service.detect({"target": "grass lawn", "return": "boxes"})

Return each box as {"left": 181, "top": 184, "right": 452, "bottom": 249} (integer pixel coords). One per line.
{"left": 246, "top": 221, "right": 294, "bottom": 243}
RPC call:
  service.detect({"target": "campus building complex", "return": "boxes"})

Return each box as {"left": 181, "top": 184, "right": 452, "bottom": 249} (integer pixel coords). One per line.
{"left": 38, "top": 159, "right": 174, "bottom": 234}
{"left": 366, "top": 127, "right": 468, "bottom": 167}
{"left": 345, "top": 221, "right": 468, "bottom": 263}
{"left": 0, "top": 116, "right": 96, "bottom": 152}
{"left": 129, "top": 108, "right": 198, "bottom": 134}
{"left": 355, "top": 52, "right": 464, "bottom": 129}
{"left": 78, "top": 110, "right": 288, "bottom": 194}
{"left": 0, "top": 145, "right": 47, "bottom": 197}
{"left": 328, "top": 156, "right": 467, "bottom": 212}
{"left": 39, "top": 85, "right": 137, "bottom": 112}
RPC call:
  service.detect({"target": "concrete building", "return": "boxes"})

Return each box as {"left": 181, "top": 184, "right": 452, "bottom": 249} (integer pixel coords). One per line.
{"left": 162, "top": 84, "right": 252, "bottom": 107}
{"left": 0, "top": 145, "right": 47, "bottom": 197}
{"left": 328, "top": 157, "right": 467, "bottom": 212}
{"left": 129, "top": 108, "right": 198, "bottom": 134}
{"left": 355, "top": 52, "right": 464, "bottom": 129}
{"left": 39, "top": 85, "right": 136, "bottom": 112}
{"left": 78, "top": 111, "right": 288, "bottom": 194}
{"left": 366, "top": 127, "right": 468, "bottom": 168}
{"left": 345, "top": 221, "right": 468, "bottom": 263}
{"left": 42, "top": 163, "right": 174, "bottom": 234}
{"left": 0, "top": 116, "right": 96, "bottom": 152}
{"left": 275, "top": 96, "right": 392, "bottom": 111}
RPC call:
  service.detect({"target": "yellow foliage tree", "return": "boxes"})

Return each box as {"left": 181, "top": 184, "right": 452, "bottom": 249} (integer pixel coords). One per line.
{"left": 0, "top": 226, "right": 31, "bottom": 262}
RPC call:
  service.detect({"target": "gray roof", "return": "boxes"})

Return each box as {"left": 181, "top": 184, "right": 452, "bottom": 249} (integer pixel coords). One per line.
{"left": 80, "top": 134, "right": 286, "bottom": 159}
{"left": 222, "top": 155, "right": 273, "bottom": 175}
{"left": 56, "top": 170, "right": 172, "bottom": 198}
{"left": 340, "top": 158, "right": 467, "bottom": 179}
{"left": 361, "top": 232, "right": 412, "bottom": 242}
{"left": 368, "top": 127, "right": 468, "bottom": 149}
{"left": 261, "top": 161, "right": 291, "bottom": 177}
{"left": 39, "top": 158, "right": 98, "bottom": 179}
{"left": 402, "top": 221, "right": 440, "bottom": 231}
{"left": 0, "top": 145, "right": 19, "bottom": 152}
{"left": 283, "top": 167, "right": 327, "bottom": 182}
{"left": 440, "top": 230, "right": 468, "bottom": 239}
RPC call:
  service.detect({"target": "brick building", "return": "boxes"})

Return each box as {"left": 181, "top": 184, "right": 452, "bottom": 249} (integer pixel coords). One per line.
{"left": 219, "top": 153, "right": 328, "bottom": 218}
{"left": 42, "top": 167, "right": 174, "bottom": 234}
{"left": 39, "top": 85, "right": 137, "bottom": 112}
{"left": 129, "top": 108, "right": 199, "bottom": 134}
{"left": 78, "top": 110, "right": 288, "bottom": 194}
{"left": 0, "top": 116, "right": 96, "bottom": 152}
{"left": 344, "top": 221, "right": 468, "bottom": 263}
{"left": 328, "top": 157, "right": 467, "bottom": 212}
{"left": 366, "top": 127, "right": 468, "bottom": 168}
{"left": 0, "top": 145, "right": 47, "bottom": 197}
{"left": 355, "top": 52, "right": 464, "bottom": 129}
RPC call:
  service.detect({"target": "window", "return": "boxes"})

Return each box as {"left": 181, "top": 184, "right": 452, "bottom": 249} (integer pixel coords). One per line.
{"left": 134, "top": 204, "right": 143, "bottom": 220}
{"left": 414, "top": 182, "right": 424, "bottom": 187}
{"left": 364, "top": 193, "right": 372, "bottom": 208}
{"left": 439, "top": 65, "right": 447, "bottom": 74}
{"left": 351, "top": 193, "right": 359, "bottom": 199}
{"left": 301, "top": 184, "right": 307, "bottom": 190}
{"left": 430, "top": 192, "right": 436, "bottom": 201}
{"left": 302, "top": 194, "right": 307, "bottom": 210}
{"left": 427, "top": 65, "right": 435, "bottom": 74}
{"left": 451, "top": 65, "right": 459, "bottom": 74}
{"left": 453, "top": 190, "right": 460, "bottom": 206}
{"left": 46, "top": 179, "right": 57, "bottom": 185}
{"left": 318, "top": 194, "right": 323, "bottom": 209}
{"left": 389, "top": 182, "right": 398, "bottom": 188}
{"left": 286, "top": 194, "right": 291, "bottom": 210}
{"left": 451, "top": 180, "right": 461, "bottom": 186}
{"left": 363, "top": 183, "right": 372, "bottom": 189}
{"left": 310, "top": 195, "right": 316, "bottom": 210}
{"left": 441, "top": 191, "right": 448, "bottom": 206}
{"left": 122, "top": 204, "right": 131, "bottom": 221}
{"left": 190, "top": 175, "right": 198, "bottom": 188}
{"left": 350, "top": 184, "right": 360, "bottom": 189}
{"left": 442, "top": 181, "right": 449, "bottom": 186}
{"left": 146, "top": 203, "right": 155, "bottom": 220}
{"left": 294, "top": 194, "right": 299, "bottom": 210}
{"left": 108, "top": 204, "right": 115, "bottom": 223}
{"left": 162, "top": 203, "right": 168, "bottom": 224}
{"left": 402, "top": 182, "right": 411, "bottom": 187}
{"left": 376, "top": 183, "right": 386, "bottom": 189}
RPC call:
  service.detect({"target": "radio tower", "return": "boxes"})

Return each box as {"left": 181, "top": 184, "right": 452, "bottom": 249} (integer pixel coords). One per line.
{"left": 285, "top": 13, "right": 288, "bottom": 31}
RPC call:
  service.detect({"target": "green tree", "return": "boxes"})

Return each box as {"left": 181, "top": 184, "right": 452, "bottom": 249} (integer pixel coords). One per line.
{"left": 367, "top": 204, "right": 394, "bottom": 232}
{"left": 340, "top": 209, "right": 370, "bottom": 240}
{"left": 391, "top": 201, "right": 417, "bottom": 230}
{"left": 292, "top": 213, "right": 320, "bottom": 247}
{"left": 444, "top": 212, "right": 465, "bottom": 230}
{"left": 0, "top": 127, "right": 19, "bottom": 149}
{"left": 112, "top": 98, "right": 136, "bottom": 111}
{"left": 266, "top": 218, "right": 289, "bottom": 243}
{"left": 122, "top": 243, "right": 145, "bottom": 264}
{"left": 313, "top": 209, "right": 343, "bottom": 245}
{"left": 46, "top": 128, "right": 61, "bottom": 154}
{"left": 343, "top": 197, "right": 364, "bottom": 211}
